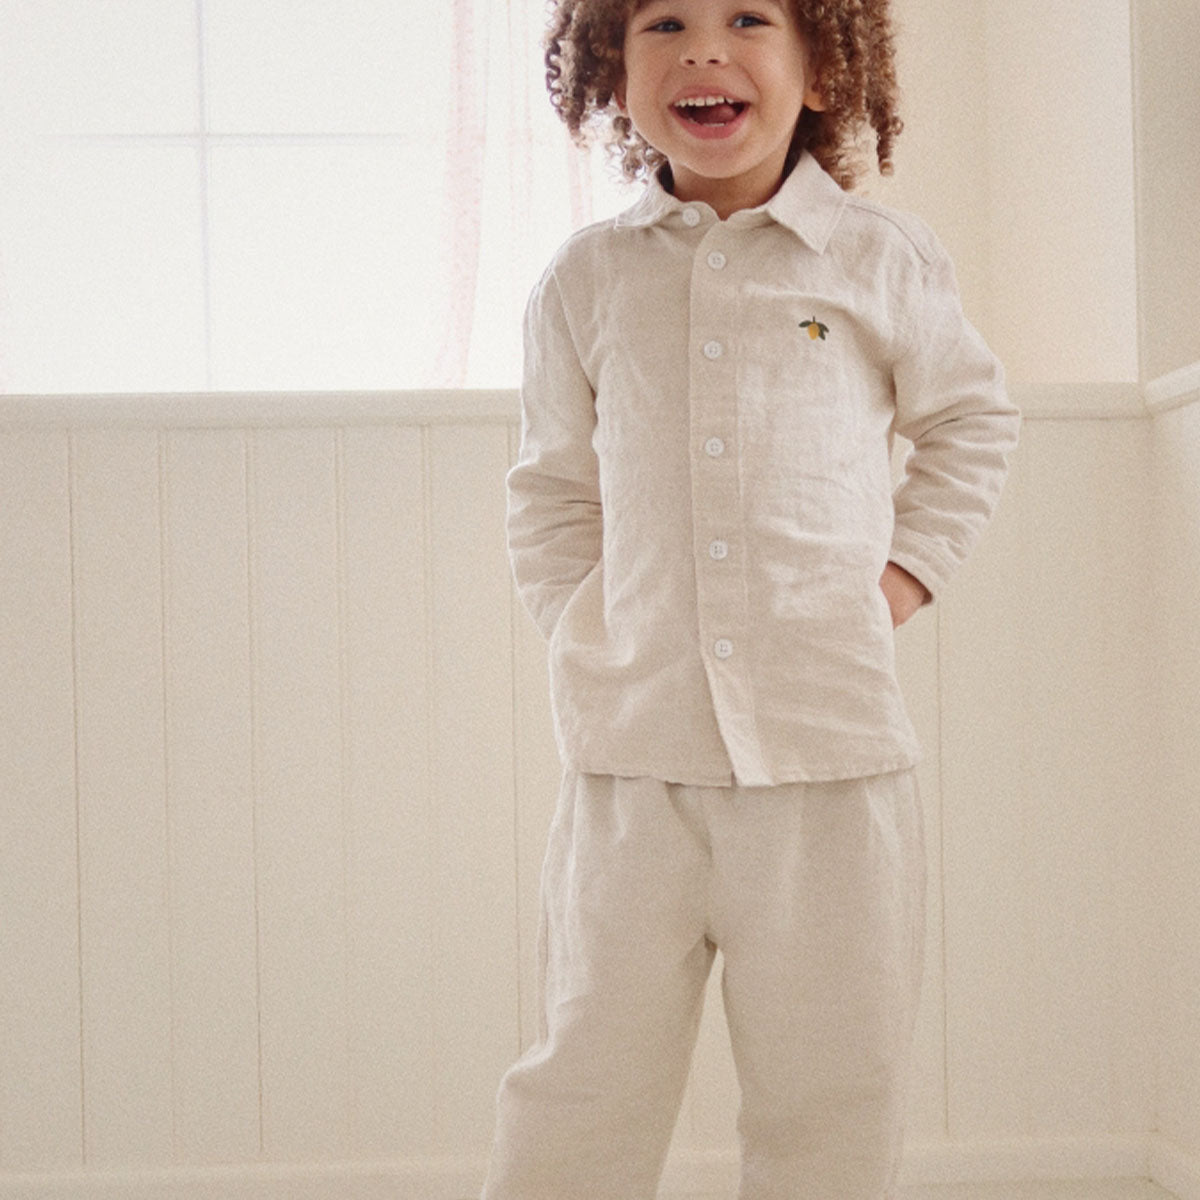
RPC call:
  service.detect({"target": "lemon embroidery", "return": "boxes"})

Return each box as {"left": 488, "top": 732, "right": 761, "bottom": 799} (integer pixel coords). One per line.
{"left": 799, "top": 317, "right": 829, "bottom": 341}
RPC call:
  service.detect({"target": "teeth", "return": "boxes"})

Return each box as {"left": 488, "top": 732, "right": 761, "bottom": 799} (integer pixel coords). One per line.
{"left": 675, "top": 95, "right": 738, "bottom": 108}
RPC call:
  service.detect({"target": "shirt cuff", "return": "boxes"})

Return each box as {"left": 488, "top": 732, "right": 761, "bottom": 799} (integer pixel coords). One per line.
{"left": 887, "top": 532, "right": 957, "bottom": 603}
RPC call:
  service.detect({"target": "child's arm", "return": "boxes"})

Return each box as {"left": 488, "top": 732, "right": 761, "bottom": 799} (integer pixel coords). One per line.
{"left": 888, "top": 239, "right": 1021, "bottom": 605}
{"left": 506, "top": 267, "right": 603, "bottom": 641}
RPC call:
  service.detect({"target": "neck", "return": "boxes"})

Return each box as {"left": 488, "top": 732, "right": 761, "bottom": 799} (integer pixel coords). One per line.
{"left": 666, "top": 160, "right": 789, "bottom": 220}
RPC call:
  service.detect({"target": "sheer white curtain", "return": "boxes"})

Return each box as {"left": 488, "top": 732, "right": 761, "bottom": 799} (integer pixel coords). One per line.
{"left": 434, "top": 0, "right": 638, "bottom": 387}
{"left": 0, "top": 0, "right": 638, "bottom": 394}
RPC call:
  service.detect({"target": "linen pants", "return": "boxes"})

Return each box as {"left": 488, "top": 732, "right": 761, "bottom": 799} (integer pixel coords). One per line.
{"left": 482, "top": 768, "right": 926, "bottom": 1200}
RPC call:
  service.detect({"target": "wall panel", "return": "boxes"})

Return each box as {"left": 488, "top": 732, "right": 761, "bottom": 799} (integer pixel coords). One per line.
{"left": 162, "top": 430, "right": 260, "bottom": 1164}
{"left": 425, "top": 424, "right": 520, "bottom": 1153}
{"left": 941, "top": 420, "right": 1153, "bottom": 1139}
{"left": 0, "top": 430, "right": 81, "bottom": 1170}
{"left": 339, "top": 425, "right": 438, "bottom": 1158}
{"left": 248, "top": 428, "right": 349, "bottom": 1160}
{"left": 1149, "top": 403, "right": 1200, "bottom": 1164}
{"left": 70, "top": 430, "right": 174, "bottom": 1164}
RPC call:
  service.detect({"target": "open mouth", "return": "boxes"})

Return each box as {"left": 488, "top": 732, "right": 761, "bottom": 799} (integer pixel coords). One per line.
{"left": 673, "top": 95, "right": 748, "bottom": 127}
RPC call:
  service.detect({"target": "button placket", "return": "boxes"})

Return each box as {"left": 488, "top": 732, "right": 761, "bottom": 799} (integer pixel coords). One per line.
{"left": 686, "top": 219, "right": 759, "bottom": 773}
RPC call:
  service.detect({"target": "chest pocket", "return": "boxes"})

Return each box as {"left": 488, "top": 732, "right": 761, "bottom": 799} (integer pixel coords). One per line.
{"left": 735, "top": 296, "right": 882, "bottom": 479}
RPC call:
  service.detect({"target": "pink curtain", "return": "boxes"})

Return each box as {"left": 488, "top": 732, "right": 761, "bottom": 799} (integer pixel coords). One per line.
{"left": 433, "top": 0, "right": 490, "bottom": 388}
{"left": 430, "top": 0, "right": 634, "bottom": 388}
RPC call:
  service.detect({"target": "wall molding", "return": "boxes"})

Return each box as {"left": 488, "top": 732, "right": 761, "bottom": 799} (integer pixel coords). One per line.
{"left": 899, "top": 1135, "right": 1153, "bottom": 1186}
{"left": 1144, "top": 361, "right": 1200, "bottom": 416}
{"left": 0, "top": 1158, "right": 485, "bottom": 1200}
{"left": 0, "top": 389, "right": 520, "bottom": 430}
{"left": 0, "top": 381, "right": 1165, "bottom": 430}
{"left": 1, "top": 373, "right": 1193, "bottom": 429}
{"left": 1010, "top": 382, "right": 1146, "bottom": 420}
{"left": 2, "top": 1137, "right": 1194, "bottom": 1200}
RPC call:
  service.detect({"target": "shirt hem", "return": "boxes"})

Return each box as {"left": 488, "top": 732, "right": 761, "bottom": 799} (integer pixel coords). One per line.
{"left": 560, "top": 745, "right": 922, "bottom": 789}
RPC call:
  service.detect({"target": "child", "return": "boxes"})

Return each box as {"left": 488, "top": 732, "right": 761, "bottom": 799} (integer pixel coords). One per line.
{"left": 484, "top": 1, "right": 1020, "bottom": 1196}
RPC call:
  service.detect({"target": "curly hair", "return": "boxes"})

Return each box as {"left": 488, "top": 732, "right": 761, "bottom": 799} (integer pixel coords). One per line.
{"left": 544, "top": 0, "right": 902, "bottom": 191}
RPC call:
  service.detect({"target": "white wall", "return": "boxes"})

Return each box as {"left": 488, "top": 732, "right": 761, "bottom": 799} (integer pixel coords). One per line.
{"left": 1135, "top": 0, "right": 1200, "bottom": 1186}
{"left": 1134, "top": 0, "right": 1200, "bottom": 381}
{"left": 1150, "top": 404, "right": 1200, "bottom": 1184}
{"left": 0, "top": 398, "right": 540, "bottom": 1192}
{"left": 880, "top": 0, "right": 1140, "bottom": 397}
{"left": 981, "top": 0, "right": 1139, "bottom": 388}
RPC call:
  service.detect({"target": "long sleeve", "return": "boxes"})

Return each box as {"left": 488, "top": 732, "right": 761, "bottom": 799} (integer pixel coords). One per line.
{"left": 888, "top": 243, "right": 1021, "bottom": 598}
{"left": 506, "top": 266, "right": 603, "bottom": 641}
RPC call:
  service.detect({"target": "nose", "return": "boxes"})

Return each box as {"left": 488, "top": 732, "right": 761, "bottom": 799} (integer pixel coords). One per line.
{"left": 679, "top": 30, "right": 727, "bottom": 67}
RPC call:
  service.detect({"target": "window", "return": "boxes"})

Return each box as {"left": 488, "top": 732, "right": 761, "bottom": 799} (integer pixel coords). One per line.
{"left": 0, "top": 0, "right": 638, "bottom": 394}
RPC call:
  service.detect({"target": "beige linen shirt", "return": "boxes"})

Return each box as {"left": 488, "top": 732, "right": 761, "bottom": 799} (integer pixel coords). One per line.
{"left": 508, "top": 152, "right": 1020, "bottom": 787}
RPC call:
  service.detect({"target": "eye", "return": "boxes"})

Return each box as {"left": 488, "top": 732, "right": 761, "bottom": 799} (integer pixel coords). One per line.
{"left": 732, "top": 12, "right": 768, "bottom": 26}
{"left": 647, "top": 17, "right": 684, "bottom": 32}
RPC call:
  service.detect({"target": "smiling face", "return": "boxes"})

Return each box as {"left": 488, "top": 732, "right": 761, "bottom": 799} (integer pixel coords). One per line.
{"left": 617, "top": 0, "right": 823, "bottom": 217}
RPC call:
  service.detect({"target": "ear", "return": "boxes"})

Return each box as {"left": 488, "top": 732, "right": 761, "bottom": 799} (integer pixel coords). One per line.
{"left": 802, "top": 48, "right": 826, "bottom": 112}
{"left": 802, "top": 62, "right": 825, "bottom": 112}
{"left": 614, "top": 80, "right": 628, "bottom": 113}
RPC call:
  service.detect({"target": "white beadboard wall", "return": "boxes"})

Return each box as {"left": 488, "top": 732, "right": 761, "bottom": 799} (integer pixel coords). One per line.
{"left": 1148, "top": 396, "right": 1200, "bottom": 1200}
{"left": 1, "top": 388, "right": 1196, "bottom": 1200}
{"left": 1135, "top": 0, "right": 1200, "bottom": 1190}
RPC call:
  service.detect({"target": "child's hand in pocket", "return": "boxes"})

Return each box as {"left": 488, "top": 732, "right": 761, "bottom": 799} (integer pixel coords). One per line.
{"left": 879, "top": 562, "right": 930, "bottom": 628}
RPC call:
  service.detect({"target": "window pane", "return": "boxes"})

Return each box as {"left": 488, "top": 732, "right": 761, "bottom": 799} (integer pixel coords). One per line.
{"left": 0, "top": 0, "right": 639, "bottom": 394}
{"left": 0, "top": 142, "right": 206, "bottom": 393}
{"left": 207, "top": 143, "right": 447, "bottom": 391}
{"left": 0, "top": 0, "right": 198, "bottom": 135}
{"left": 203, "top": 0, "right": 451, "bottom": 136}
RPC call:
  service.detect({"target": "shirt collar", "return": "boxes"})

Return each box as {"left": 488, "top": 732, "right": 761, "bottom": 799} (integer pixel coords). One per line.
{"left": 613, "top": 151, "right": 847, "bottom": 254}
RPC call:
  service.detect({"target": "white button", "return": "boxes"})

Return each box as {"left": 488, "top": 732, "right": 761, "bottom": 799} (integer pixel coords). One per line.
{"left": 707, "top": 250, "right": 727, "bottom": 270}
{"left": 682, "top": 207, "right": 701, "bottom": 226}
{"left": 708, "top": 539, "right": 728, "bottom": 560}
{"left": 704, "top": 437, "right": 726, "bottom": 458}
{"left": 714, "top": 638, "right": 734, "bottom": 659}
{"left": 702, "top": 340, "right": 723, "bottom": 360}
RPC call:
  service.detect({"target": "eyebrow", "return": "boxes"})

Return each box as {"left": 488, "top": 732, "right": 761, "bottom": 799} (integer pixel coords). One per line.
{"left": 632, "top": 0, "right": 789, "bottom": 12}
